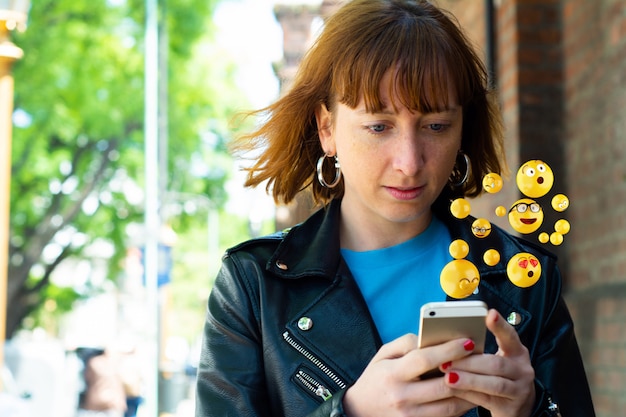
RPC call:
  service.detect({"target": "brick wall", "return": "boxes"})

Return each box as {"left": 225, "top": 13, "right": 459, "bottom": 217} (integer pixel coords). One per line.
{"left": 560, "top": 0, "right": 626, "bottom": 415}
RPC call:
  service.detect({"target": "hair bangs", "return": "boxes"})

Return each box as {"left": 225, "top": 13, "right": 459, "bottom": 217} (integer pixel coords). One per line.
{"left": 331, "top": 9, "right": 479, "bottom": 115}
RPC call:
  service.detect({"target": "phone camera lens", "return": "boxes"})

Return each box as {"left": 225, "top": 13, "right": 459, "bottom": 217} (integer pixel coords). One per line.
{"left": 429, "top": 311, "right": 436, "bottom": 317}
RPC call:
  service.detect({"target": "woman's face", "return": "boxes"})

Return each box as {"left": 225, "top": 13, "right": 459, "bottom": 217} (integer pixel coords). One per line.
{"left": 317, "top": 70, "right": 463, "bottom": 244}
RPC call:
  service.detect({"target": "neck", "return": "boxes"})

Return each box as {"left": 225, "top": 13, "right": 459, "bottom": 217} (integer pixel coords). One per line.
{"left": 339, "top": 206, "right": 433, "bottom": 252}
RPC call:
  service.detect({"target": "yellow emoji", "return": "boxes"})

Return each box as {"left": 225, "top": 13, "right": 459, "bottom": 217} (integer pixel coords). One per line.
{"left": 440, "top": 259, "right": 480, "bottom": 299}
{"left": 516, "top": 160, "right": 554, "bottom": 198}
{"left": 550, "top": 232, "right": 564, "bottom": 246}
{"left": 483, "top": 249, "right": 500, "bottom": 267}
{"left": 495, "top": 206, "right": 507, "bottom": 217}
{"left": 482, "top": 173, "right": 503, "bottom": 194}
{"left": 449, "top": 239, "right": 470, "bottom": 260}
{"left": 551, "top": 194, "right": 570, "bottom": 212}
{"left": 554, "top": 219, "right": 570, "bottom": 235}
{"left": 471, "top": 218, "right": 492, "bottom": 238}
{"left": 508, "top": 198, "right": 544, "bottom": 234}
{"left": 507, "top": 253, "right": 542, "bottom": 288}
{"left": 450, "top": 198, "right": 471, "bottom": 219}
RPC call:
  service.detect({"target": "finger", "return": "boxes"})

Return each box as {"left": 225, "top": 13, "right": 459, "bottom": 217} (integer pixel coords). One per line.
{"left": 372, "top": 333, "right": 420, "bottom": 361}
{"left": 486, "top": 309, "right": 525, "bottom": 356}
{"left": 400, "top": 394, "right": 477, "bottom": 417}
{"left": 445, "top": 370, "right": 519, "bottom": 401}
{"left": 388, "top": 374, "right": 478, "bottom": 411}
{"left": 402, "top": 338, "right": 477, "bottom": 381}
{"left": 445, "top": 369, "right": 535, "bottom": 416}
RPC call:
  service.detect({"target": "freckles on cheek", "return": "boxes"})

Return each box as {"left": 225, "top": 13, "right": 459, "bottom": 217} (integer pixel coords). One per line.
{"left": 338, "top": 141, "right": 366, "bottom": 168}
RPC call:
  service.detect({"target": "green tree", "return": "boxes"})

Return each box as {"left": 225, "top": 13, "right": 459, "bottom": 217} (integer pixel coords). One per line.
{"left": 165, "top": 209, "right": 275, "bottom": 345}
{"left": 7, "top": 0, "right": 249, "bottom": 338}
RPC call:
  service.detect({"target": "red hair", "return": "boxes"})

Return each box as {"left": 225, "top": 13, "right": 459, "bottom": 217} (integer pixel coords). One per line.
{"left": 232, "top": 0, "right": 506, "bottom": 205}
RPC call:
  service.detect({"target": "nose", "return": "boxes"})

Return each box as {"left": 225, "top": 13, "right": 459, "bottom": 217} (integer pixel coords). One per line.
{"left": 392, "top": 130, "right": 424, "bottom": 176}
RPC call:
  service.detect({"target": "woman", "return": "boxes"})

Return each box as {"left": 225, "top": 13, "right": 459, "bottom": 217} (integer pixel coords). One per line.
{"left": 195, "top": 1, "right": 595, "bottom": 416}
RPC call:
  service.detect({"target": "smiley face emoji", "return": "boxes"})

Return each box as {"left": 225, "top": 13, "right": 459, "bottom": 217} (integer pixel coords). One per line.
{"left": 507, "top": 253, "right": 541, "bottom": 287}
{"left": 551, "top": 194, "right": 570, "bottom": 212}
{"left": 440, "top": 259, "right": 480, "bottom": 299}
{"left": 508, "top": 198, "right": 544, "bottom": 234}
{"left": 516, "top": 160, "right": 554, "bottom": 198}
{"left": 471, "top": 218, "right": 492, "bottom": 238}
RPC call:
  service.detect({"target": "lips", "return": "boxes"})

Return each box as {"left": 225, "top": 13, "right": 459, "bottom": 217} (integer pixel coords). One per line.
{"left": 520, "top": 218, "right": 536, "bottom": 225}
{"left": 386, "top": 186, "right": 424, "bottom": 200}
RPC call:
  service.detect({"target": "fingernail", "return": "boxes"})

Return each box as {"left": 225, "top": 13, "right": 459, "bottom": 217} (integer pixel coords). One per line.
{"left": 442, "top": 361, "right": 452, "bottom": 370}
{"left": 448, "top": 372, "right": 459, "bottom": 384}
{"left": 463, "top": 339, "right": 475, "bottom": 351}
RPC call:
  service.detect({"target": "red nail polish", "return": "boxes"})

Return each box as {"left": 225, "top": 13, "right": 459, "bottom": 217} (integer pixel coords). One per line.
{"left": 463, "top": 339, "right": 475, "bottom": 351}
{"left": 442, "top": 361, "right": 452, "bottom": 370}
{"left": 448, "top": 372, "right": 459, "bottom": 384}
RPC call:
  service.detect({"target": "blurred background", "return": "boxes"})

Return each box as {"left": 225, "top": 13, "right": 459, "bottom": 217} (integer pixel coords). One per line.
{"left": 0, "top": 0, "right": 624, "bottom": 417}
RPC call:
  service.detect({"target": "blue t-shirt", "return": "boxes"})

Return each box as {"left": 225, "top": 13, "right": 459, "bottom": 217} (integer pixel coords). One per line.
{"left": 341, "top": 217, "right": 450, "bottom": 343}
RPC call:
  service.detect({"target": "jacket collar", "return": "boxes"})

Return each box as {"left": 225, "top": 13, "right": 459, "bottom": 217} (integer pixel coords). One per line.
{"left": 267, "top": 198, "right": 520, "bottom": 280}
{"left": 267, "top": 200, "right": 343, "bottom": 279}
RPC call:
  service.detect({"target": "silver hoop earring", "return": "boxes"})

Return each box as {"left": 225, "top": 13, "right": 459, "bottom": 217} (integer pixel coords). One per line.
{"left": 317, "top": 154, "right": 342, "bottom": 188}
{"left": 449, "top": 151, "right": 470, "bottom": 188}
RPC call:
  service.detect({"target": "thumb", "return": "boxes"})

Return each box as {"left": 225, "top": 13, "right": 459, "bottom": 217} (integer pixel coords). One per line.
{"left": 486, "top": 309, "right": 524, "bottom": 357}
{"left": 372, "top": 333, "right": 420, "bottom": 361}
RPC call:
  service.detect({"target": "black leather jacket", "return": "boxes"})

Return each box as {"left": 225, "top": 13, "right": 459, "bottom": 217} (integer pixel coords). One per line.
{"left": 195, "top": 199, "right": 595, "bottom": 417}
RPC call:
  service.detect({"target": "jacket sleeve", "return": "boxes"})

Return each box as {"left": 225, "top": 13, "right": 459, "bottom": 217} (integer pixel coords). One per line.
{"left": 195, "top": 254, "right": 272, "bottom": 417}
{"left": 478, "top": 258, "right": 595, "bottom": 417}
{"left": 524, "top": 260, "right": 595, "bottom": 417}
{"left": 304, "top": 389, "right": 348, "bottom": 417}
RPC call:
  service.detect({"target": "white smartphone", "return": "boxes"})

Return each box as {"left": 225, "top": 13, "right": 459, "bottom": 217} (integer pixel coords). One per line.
{"left": 418, "top": 300, "right": 488, "bottom": 351}
{"left": 417, "top": 300, "right": 488, "bottom": 378}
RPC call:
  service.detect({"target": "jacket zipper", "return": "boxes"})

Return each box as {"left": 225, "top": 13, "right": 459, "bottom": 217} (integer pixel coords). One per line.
{"left": 295, "top": 369, "right": 333, "bottom": 401}
{"left": 283, "top": 331, "right": 347, "bottom": 390}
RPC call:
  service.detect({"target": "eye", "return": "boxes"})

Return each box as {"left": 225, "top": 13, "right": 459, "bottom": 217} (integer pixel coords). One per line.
{"left": 429, "top": 123, "right": 445, "bottom": 131}
{"left": 367, "top": 124, "right": 387, "bottom": 133}
{"left": 523, "top": 166, "right": 535, "bottom": 177}
{"left": 537, "top": 164, "right": 546, "bottom": 173}
{"left": 530, "top": 203, "right": 541, "bottom": 213}
{"left": 459, "top": 278, "right": 471, "bottom": 290}
{"left": 517, "top": 204, "right": 528, "bottom": 213}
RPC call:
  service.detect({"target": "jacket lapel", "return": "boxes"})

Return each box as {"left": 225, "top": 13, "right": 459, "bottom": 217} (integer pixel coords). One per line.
{"left": 284, "top": 257, "right": 382, "bottom": 386}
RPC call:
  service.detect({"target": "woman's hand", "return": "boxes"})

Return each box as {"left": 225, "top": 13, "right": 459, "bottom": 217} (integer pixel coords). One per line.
{"left": 343, "top": 334, "right": 478, "bottom": 417}
{"left": 442, "top": 309, "right": 536, "bottom": 417}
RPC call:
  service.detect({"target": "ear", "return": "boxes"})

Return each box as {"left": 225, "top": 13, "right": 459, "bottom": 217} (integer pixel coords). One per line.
{"left": 315, "top": 103, "right": 334, "bottom": 153}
